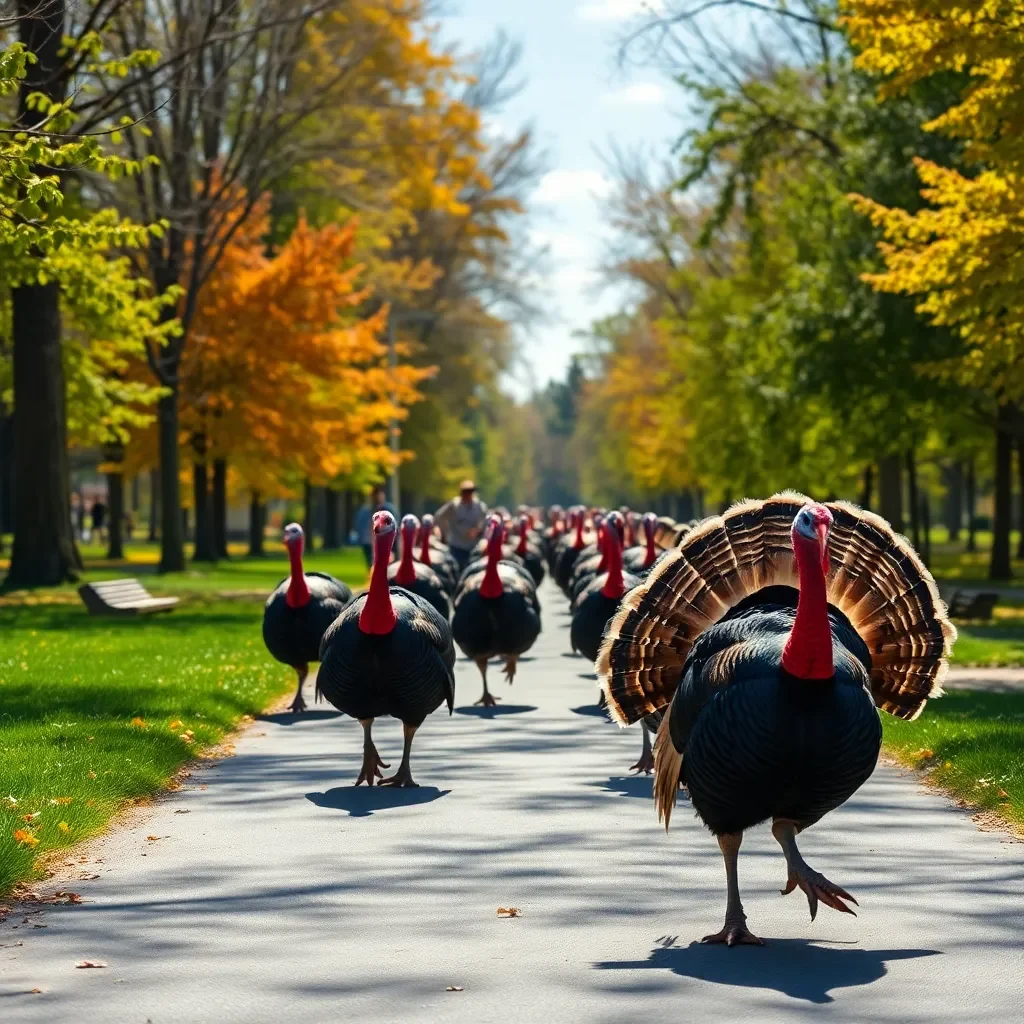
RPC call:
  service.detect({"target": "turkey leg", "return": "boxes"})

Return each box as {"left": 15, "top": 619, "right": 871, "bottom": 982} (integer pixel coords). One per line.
{"left": 503, "top": 655, "right": 518, "bottom": 685}
{"left": 629, "top": 720, "right": 654, "bottom": 775}
{"left": 473, "top": 656, "right": 500, "bottom": 707}
{"left": 702, "top": 833, "right": 763, "bottom": 946}
{"left": 772, "top": 818, "right": 858, "bottom": 920}
{"left": 289, "top": 663, "right": 309, "bottom": 713}
{"left": 354, "top": 719, "right": 389, "bottom": 786}
{"left": 379, "top": 723, "right": 419, "bottom": 788}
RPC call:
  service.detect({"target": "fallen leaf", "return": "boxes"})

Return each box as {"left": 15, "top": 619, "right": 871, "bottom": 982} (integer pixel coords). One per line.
{"left": 168, "top": 719, "right": 183, "bottom": 731}
{"left": 496, "top": 907, "right": 521, "bottom": 918}
{"left": 30, "top": 987, "right": 42, "bottom": 994}
{"left": 145, "top": 836, "right": 161, "bottom": 842}
{"left": 999, "top": 789, "right": 1010, "bottom": 799}
{"left": 130, "top": 717, "right": 147, "bottom": 729}
{"left": 0, "top": 942, "right": 24, "bottom": 948}
{"left": 173, "top": 809, "right": 190, "bottom": 814}
{"left": 13, "top": 829, "right": 39, "bottom": 848}
{"left": 22, "top": 812, "right": 40, "bottom": 822}
{"left": 79, "top": 874, "right": 100, "bottom": 881}
{"left": 86, "top": 771, "right": 96, "bottom": 780}
{"left": 446, "top": 986, "right": 464, "bottom": 992}
{"left": 50, "top": 797, "right": 72, "bottom": 806}
{"left": 75, "top": 961, "right": 107, "bottom": 969}
{"left": 4, "top": 795, "right": 17, "bottom": 808}
{"left": 58, "top": 822, "right": 70, "bottom": 834}
{"left": 912, "top": 748, "right": 934, "bottom": 760}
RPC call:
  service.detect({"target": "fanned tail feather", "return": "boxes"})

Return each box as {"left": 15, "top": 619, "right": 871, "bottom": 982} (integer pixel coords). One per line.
{"left": 653, "top": 704, "right": 683, "bottom": 829}
{"left": 598, "top": 492, "right": 956, "bottom": 727}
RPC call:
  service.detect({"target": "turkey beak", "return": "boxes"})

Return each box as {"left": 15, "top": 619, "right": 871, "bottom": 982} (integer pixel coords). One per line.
{"left": 816, "top": 522, "right": 830, "bottom": 574}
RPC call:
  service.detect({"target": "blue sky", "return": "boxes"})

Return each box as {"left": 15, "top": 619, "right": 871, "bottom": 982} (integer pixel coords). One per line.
{"left": 441, "top": 0, "right": 684, "bottom": 396}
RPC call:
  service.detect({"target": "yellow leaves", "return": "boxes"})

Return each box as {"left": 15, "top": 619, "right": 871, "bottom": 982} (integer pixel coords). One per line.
{"left": 496, "top": 907, "right": 521, "bottom": 918}
{"left": 13, "top": 829, "right": 39, "bottom": 848}
{"left": 168, "top": 719, "right": 183, "bottom": 731}
{"left": 58, "top": 822, "right": 71, "bottom": 834}
{"left": 179, "top": 729, "right": 195, "bottom": 744}
{"left": 130, "top": 717, "right": 147, "bottom": 729}
{"left": 912, "top": 748, "right": 935, "bottom": 760}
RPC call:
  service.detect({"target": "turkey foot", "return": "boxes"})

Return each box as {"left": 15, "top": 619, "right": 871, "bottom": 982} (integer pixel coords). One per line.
{"left": 772, "top": 819, "right": 858, "bottom": 920}
{"left": 503, "top": 656, "right": 518, "bottom": 685}
{"left": 355, "top": 719, "right": 389, "bottom": 786}
{"left": 289, "top": 665, "right": 308, "bottom": 714}
{"left": 702, "top": 833, "right": 763, "bottom": 946}
{"left": 702, "top": 918, "right": 763, "bottom": 947}
{"left": 379, "top": 723, "right": 419, "bottom": 788}
{"left": 474, "top": 690, "right": 500, "bottom": 707}
{"left": 630, "top": 720, "right": 654, "bottom": 774}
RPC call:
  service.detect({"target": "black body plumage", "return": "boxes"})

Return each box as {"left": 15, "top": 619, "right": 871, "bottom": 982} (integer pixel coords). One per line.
{"left": 570, "top": 570, "right": 641, "bottom": 662}
{"left": 451, "top": 564, "right": 541, "bottom": 662}
{"left": 262, "top": 572, "right": 352, "bottom": 669}
{"left": 668, "top": 586, "right": 882, "bottom": 836}
{"left": 388, "top": 560, "right": 451, "bottom": 621}
{"left": 316, "top": 588, "right": 455, "bottom": 726}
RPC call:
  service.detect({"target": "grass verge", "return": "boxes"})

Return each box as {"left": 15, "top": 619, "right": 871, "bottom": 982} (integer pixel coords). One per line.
{"left": 881, "top": 690, "right": 1024, "bottom": 833}
{"left": 0, "top": 547, "right": 366, "bottom": 896}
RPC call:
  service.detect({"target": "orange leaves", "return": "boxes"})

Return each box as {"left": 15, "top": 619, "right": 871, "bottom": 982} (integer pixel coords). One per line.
{"left": 13, "top": 829, "right": 39, "bottom": 848}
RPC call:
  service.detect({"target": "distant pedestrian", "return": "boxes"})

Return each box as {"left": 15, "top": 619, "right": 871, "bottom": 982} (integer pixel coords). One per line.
{"left": 123, "top": 511, "right": 134, "bottom": 542}
{"left": 435, "top": 480, "right": 488, "bottom": 572}
{"left": 91, "top": 500, "right": 107, "bottom": 543}
{"left": 354, "top": 485, "right": 396, "bottom": 568}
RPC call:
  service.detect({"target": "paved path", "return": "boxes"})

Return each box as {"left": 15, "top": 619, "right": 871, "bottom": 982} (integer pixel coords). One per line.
{"left": 3, "top": 581, "right": 1023, "bottom": 1022}
{"left": 945, "top": 666, "right": 1024, "bottom": 692}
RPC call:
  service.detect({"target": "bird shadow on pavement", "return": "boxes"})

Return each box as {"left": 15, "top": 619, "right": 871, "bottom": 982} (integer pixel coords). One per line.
{"left": 305, "top": 786, "right": 450, "bottom": 817}
{"left": 593, "top": 936, "right": 941, "bottom": 1004}
{"left": 561, "top": 651, "right": 582, "bottom": 659}
{"left": 258, "top": 711, "right": 343, "bottom": 726}
{"left": 454, "top": 704, "right": 538, "bottom": 718}
{"left": 577, "top": 671, "right": 598, "bottom": 681}
{"left": 593, "top": 775, "right": 653, "bottom": 799}
{"left": 570, "top": 704, "right": 611, "bottom": 720}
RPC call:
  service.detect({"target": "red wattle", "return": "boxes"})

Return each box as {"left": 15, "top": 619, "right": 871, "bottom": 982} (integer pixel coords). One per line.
{"left": 479, "top": 539, "right": 503, "bottom": 599}
{"left": 643, "top": 526, "right": 656, "bottom": 568}
{"left": 395, "top": 528, "right": 417, "bottom": 586}
{"left": 781, "top": 533, "right": 834, "bottom": 679}
{"left": 516, "top": 528, "right": 528, "bottom": 556}
{"left": 285, "top": 543, "right": 311, "bottom": 609}
{"left": 601, "top": 529, "right": 625, "bottom": 599}
{"left": 359, "top": 532, "right": 398, "bottom": 634}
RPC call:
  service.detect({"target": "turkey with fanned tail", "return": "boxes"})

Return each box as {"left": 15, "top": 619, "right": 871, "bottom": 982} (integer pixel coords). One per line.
{"left": 317, "top": 511, "right": 455, "bottom": 788}
{"left": 598, "top": 493, "right": 955, "bottom": 945}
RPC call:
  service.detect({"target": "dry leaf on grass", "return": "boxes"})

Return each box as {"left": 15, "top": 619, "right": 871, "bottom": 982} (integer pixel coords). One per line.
{"left": 496, "top": 907, "right": 521, "bottom": 918}
{"left": 173, "top": 809, "right": 190, "bottom": 814}
{"left": 75, "top": 960, "right": 107, "bottom": 969}
{"left": 145, "top": 836, "right": 162, "bottom": 842}
{"left": 13, "top": 829, "right": 39, "bottom": 848}
{"left": 30, "top": 987, "right": 42, "bottom": 994}
{"left": 79, "top": 874, "right": 100, "bottom": 881}
{"left": 446, "top": 986, "right": 464, "bottom": 992}
{"left": 999, "top": 789, "right": 1010, "bottom": 799}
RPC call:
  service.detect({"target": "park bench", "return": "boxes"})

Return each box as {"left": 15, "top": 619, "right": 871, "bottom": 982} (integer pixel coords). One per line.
{"left": 77, "top": 578, "right": 179, "bottom": 617}
{"left": 946, "top": 589, "right": 1000, "bottom": 622}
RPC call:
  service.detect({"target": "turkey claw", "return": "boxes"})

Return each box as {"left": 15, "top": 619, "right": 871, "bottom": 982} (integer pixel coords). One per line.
{"left": 781, "top": 869, "right": 858, "bottom": 921}
{"left": 629, "top": 750, "right": 654, "bottom": 775}
{"left": 702, "top": 921, "right": 763, "bottom": 946}
{"left": 355, "top": 748, "right": 389, "bottom": 787}
{"left": 288, "top": 694, "right": 307, "bottom": 714}
{"left": 379, "top": 767, "right": 418, "bottom": 788}
{"left": 474, "top": 692, "right": 500, "bottom": 707}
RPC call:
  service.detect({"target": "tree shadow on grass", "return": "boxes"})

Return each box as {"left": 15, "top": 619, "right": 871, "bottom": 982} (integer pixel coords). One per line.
{"left": 593, "top": 936, "right": 941, "bottom": 1004}
{"left": 454, "top": 704, "right": 537, "bottom": 719}
{"left": 305, "top": 786, "right": 449, "bottom": 817}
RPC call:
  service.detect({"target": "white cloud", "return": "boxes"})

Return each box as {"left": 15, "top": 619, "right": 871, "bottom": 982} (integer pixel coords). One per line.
{"left": 577, "top": 0, "right": 664, "bottom": 21}
{"left": 604, "top": 81, "right": 666, "bottom": 106}
{"left": 533, "top": 169, "right": 613, "bottom": 204}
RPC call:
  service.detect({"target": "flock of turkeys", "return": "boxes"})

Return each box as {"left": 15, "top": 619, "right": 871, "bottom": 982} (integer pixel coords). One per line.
{"left": 262, "top": 495, "right": 955, "bottom": 945}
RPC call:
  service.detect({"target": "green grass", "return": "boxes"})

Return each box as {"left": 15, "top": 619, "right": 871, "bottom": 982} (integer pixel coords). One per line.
{"left": 882, "top": 690, "right": 1024, "bottom": 832}
{"left": 0, "top": 545, "right": 367, "bottom": 896}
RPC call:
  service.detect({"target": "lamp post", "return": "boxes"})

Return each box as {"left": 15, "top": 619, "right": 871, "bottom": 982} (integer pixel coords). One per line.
{"left": 387, "top": 309, "right": 437, "bottom": 512}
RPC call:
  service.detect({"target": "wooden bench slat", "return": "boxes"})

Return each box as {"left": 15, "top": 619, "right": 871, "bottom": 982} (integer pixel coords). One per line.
{"left": 77, "top": 578, "right": 179, "bottom": 617}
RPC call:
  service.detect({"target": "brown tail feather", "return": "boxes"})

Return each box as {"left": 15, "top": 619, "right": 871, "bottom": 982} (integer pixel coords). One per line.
{"left": 653, "top": 704, "right": 682, "bottom": 830}
{"left": 598, "top": 492, "right": 956, "bottom": 726}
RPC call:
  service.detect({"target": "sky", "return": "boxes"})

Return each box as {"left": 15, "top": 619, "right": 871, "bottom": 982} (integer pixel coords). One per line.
{"left": 440, "top": 0, "right": 684, "bottom": 397}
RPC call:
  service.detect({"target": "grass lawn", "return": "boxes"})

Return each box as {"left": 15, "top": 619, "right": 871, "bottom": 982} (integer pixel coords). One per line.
{"left": 882, "top": 690, "right": 1024, "bottom": 832}
{"left": 0, "top": 544, "right": 366, "bottom": 896}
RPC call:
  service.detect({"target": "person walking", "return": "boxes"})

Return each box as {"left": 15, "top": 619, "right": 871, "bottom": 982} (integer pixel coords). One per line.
{"left": 91, "top": 499, "right": 107, "bottom": 544}
{"left": 435, "top": 479, "right": 488, "bottom": 572}
{"left": 354, "top": 485, "right": 396, "bottom": 568}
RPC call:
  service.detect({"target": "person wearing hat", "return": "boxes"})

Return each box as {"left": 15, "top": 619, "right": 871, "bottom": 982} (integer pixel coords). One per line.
{"left": 435, "top": 479, "right": 488, "bottom": 572}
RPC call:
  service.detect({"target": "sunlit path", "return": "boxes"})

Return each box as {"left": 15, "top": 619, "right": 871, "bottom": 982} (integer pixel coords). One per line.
{"left": 3, "top": 580, "right": 1022, "bottom": 1022}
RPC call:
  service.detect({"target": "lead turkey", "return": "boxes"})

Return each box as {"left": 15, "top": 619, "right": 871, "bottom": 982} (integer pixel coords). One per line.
{"left": 597, "top": 493, "right": 955, "bottom": 945}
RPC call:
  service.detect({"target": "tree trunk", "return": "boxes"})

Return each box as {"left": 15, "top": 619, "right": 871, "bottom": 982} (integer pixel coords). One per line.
{"left": 4, "top": 2, "right": 79, "bottom": 588}
{"left": 303, "top": 480, "right": 315, "bottom": 552}
{"left": 148, "top": 466, "right": 160, "bottom": 542}
{"left": 131, "top": 474, "right": 141, "bottom": 512}
{"left": 343, "top": 489, "right": 355, "bottom": 545}
{"left": 859, "top": 464, "right": 873, "bottom": 510}
{"left": 248, "top": 490, "right": 265, "bottom": 556}
{"left": 966, "top": 458, "right": 977, "bottom": 552}
{"left": 944, "top": 461, "right": 963, "bottom": 542}
{"left": 906, "top": 449, "right": 921, "bottom": 551}
{"left": 0, "top": 408, "right": 11, "bottom": 552}
{"left": 1017, "top": 440, "right": 1024, "bottom": 559}
{"left": 323, "top": 487, "right": 340, "bottom": 549}
{"left": 106, "top": 471, "right": 124, "bottom": 560}
{"left": 192, "top": 459, "right": 215, "bottom": 563}
{"left": 678, "top": 490, "right": 695, "bottom": 522}
{"left": 212, "top": 457, "right": 229, "bottom": 559}
{"left": 921, "top": 492, "right": 932, "bottom": 568}
{"left": 990, "top": 407, "right": 1014, "bottom": 580}
{"left": 878, "top": 454, "right": 903, "bottom": 533}
{"left": 4, "top": 281, "right": 82, "bottom": 588}
{"left": 158, "top": 393, "right": 185, "bottom": 571}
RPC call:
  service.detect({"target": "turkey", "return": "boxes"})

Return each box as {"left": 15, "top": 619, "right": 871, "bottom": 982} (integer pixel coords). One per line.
{"left": 623, "top": 512, "right": 660, "bottom": 576}
{"left": 262, "top": 523, "right": 352, "bottom": 713}
{"left": 317, "top": 511, "right": 455, "bottom": 787}
{"left": 598, "top": 493, "right": 955, "bottom": 945}
{"left": 554, "top": 510, "right": 599, "bottom": 595}
{"left": 388, "top": 514, "right": 451, "bottom": 620}
{"left": 452, "top": 514, "right": 542, "bottom": 707}
{"left": 415, "top": 513, "right": 460, "bottom": 594}
{"left": 513, "top": 513, "right": 546, "bottom": 586}
{"left": 570, "top": 514, "right": 625, "bottom": 608}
